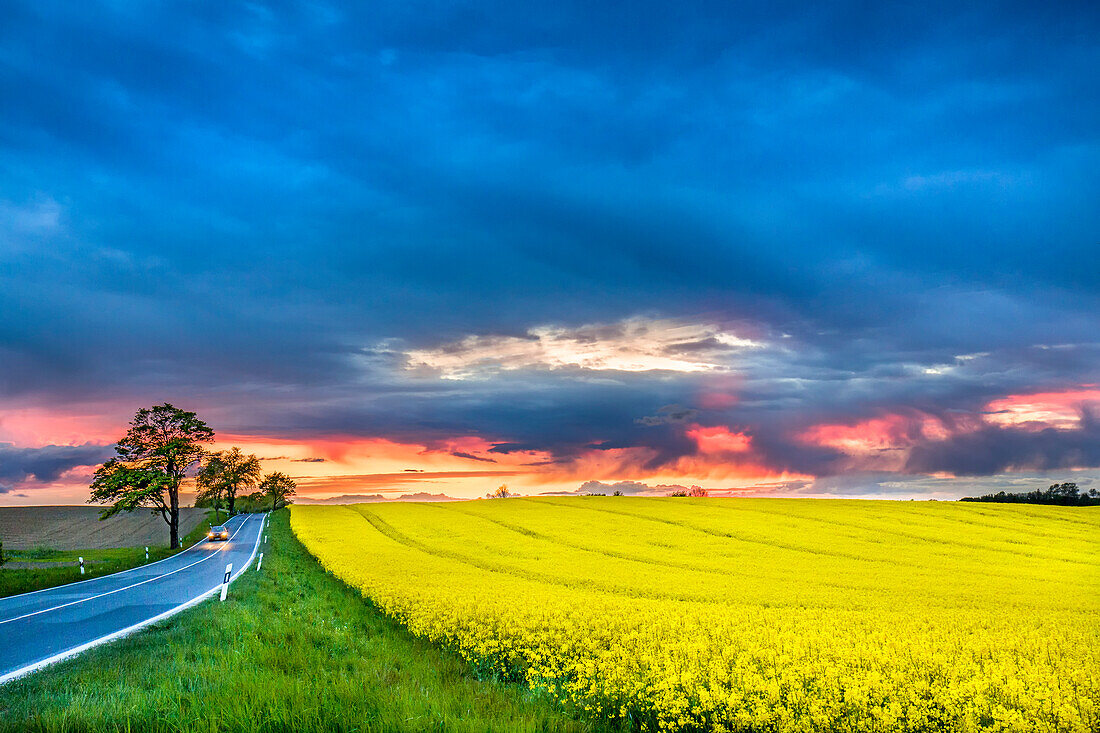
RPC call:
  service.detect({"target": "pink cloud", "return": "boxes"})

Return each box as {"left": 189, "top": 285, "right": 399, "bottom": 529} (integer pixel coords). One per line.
{"left": 686, "top": 424, "right": 752, "bottom": 453}
{"left": 984, "top": 387, "right": 1100, "bottom": 430}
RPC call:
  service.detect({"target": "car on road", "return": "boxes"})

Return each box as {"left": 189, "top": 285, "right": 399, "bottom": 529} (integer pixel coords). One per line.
{"left": 206, "top": 525, "right": 229, "bottom": 541}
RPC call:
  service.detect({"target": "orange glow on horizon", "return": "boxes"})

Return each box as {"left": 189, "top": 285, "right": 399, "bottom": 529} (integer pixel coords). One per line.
{"left": 5, "top": 382, "right": 1098, "bottom": 505}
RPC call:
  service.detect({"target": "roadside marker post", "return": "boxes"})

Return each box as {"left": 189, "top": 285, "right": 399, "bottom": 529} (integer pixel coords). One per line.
{"left": 79, "top": 557, "right": 84, "bottom": 575}
{"left": 145, "top": 547, "right": 149, "bottom": 561}
{"left": 257, "top": 552, "right": 263, "bottom": 571}
{"left": 220, "top": 563, "right": 232, "bottom": 601}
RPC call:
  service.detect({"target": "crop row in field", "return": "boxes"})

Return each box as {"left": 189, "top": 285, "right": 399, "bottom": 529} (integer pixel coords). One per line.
{"left": 292, "top": 498, "right": 1100, "bottom": 732}
{"left": 0, "top": 506, "right": 208, "bottom": 551}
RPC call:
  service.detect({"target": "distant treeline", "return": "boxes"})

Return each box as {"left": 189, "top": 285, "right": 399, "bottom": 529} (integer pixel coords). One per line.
{"left": 960, "top": 482, "right": 1100, "bottom": 507}
{"left": 194, "top": 491, "right": 276, "bottom": 515}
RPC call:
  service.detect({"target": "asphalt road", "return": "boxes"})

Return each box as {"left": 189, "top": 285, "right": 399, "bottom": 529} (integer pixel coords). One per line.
{"left": 0, "top": 511, "right": 265, "bottom": 683}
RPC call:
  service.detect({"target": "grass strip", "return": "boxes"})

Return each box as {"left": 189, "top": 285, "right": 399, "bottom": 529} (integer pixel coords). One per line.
{"left": 0, "top": 509, "right": 605, "bottom": 733}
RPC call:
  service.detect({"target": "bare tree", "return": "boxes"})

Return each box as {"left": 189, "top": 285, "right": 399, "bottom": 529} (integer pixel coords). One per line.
{"left": 486, "top": 484, "right": 514, "bottom": 499}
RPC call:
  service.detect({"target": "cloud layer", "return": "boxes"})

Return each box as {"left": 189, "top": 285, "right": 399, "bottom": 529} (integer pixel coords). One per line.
{"left": 1, "top": 2, "right": 1098, "bottom": 501}
{"left": 0, "top": 443, "right": 112, "bottom": 493}
{"left": 404, "top": 318, "right": 761, "bottom": 378}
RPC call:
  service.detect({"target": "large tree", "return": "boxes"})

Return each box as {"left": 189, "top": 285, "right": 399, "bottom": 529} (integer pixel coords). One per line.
{"left": 89, "top": 403, "right": 214, "bottom": 549}
{"left": 259, "top": 471, "right": 296, "bottom": 513}
{"left": 197, "top": 447, "right": 261, "bottom": 516}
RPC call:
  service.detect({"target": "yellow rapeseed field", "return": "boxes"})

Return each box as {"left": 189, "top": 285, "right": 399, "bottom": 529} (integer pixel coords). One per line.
{"left": 290, "top": 498, "right": 1099, "bottom": 732}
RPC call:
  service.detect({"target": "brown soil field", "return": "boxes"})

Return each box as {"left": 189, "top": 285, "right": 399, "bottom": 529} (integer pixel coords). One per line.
{"left": 0, "top": 506, "right": 208, "bottom": 550}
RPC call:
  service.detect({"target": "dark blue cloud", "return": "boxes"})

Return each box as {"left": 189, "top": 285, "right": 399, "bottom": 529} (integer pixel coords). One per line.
{"left": 1, "top": 1, "right": 1098, "bottom": 488}
{"left": 0, "top": 443, "right": 113, "bottom": 491}
{"left": 906, "top": 408, "right": 1100, "bottom": 475}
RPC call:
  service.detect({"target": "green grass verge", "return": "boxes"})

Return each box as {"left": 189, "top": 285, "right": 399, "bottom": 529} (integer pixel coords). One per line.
{"left": 0, "top": 509, "right": 610, "bottom": 733}
{"left": 0, "top": 511, "right": 228, "bottom": 598}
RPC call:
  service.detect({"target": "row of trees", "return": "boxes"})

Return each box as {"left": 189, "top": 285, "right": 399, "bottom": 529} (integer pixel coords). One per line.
{"left": 196, "top": 447, "right": 295, "bottom": 518}
{"left": 960, "top": 482, "right": 1099, "bottom": 506}
{"left": 670, "top": 486, "right": 709, "bottom": 497}
{"left": 89, "top": 403, "right": 296, "bottom": 549}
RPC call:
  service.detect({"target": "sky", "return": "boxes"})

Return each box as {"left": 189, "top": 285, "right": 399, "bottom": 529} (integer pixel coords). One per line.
{"left": 1, "top": 1, "right": 1098, "bottom": 504}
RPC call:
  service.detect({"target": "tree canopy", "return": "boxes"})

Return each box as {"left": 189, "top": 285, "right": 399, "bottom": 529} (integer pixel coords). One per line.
{"left": 259, "top": 471, "right": 297, "bottom": 512}
{"left": 89, "top": 403, "right": 214, "bottom": 548}
{"left": 197, "top": 447, "right": 261, "bottom": 516}
{"left": 486, "top": 484, "right": 514, "bottom": 498}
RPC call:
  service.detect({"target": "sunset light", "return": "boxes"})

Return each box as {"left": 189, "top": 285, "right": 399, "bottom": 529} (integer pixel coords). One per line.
{"left": 1, "top": 3, "right": 1097, "bottom": 731}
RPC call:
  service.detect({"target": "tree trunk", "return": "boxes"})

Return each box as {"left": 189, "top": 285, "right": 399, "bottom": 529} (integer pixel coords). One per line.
{"left": 227, "top": 491, "right": 235, "bottom": 516}
{"left": 169, "top": 484, "right": 180, "bottom": 549}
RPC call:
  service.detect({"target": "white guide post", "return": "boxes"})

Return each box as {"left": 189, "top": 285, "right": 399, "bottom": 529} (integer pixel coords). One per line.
{"left": 257, "top": 552, "right": 263, "bottom": 571}
{"left": 145, "top": 546, "right": 149, "bottom": 561}
{"left": 79, "top": 557, "right": 84, "bottom": 575}
{"left": 220, "top": 563, "right": 233, "bottom": 601}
